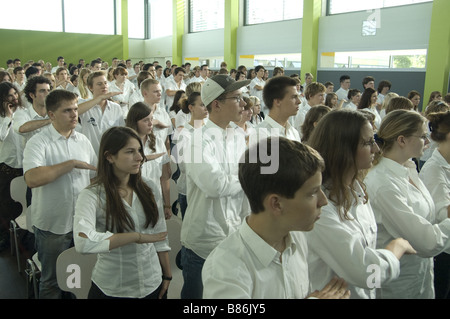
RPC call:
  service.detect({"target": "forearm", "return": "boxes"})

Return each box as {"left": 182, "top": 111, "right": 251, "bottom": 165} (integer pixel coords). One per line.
{"left": 157, "top": 251, "right": 171, "bottom": 278}
{"left": 24, "top": 160, "right": 76, "bottom": 188}
{"left": 107, "top": 232, "right": 139, "bottom": 250}
{"left": 18, "top": 119, "right": 51, "bottom": 134}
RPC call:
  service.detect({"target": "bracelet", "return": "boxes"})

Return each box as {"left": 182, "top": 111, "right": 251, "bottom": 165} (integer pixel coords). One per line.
{"left": 162, "top": 275, "right": 172, "bottom": 281}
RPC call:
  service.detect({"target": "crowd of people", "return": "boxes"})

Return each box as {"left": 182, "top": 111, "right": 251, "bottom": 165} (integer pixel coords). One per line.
{"left": 0, "top": 55, "right": 449, "bottom": 299}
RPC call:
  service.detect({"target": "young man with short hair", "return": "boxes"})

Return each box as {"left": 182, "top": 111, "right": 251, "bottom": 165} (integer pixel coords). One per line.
{"left": 165, "top": 67, "right": 187, "bottom": 111}
{"left": 253, "top": 76, "right": 302, "bottom": 143}
{"left": 294, "top": 82, "right": 326, "bottom": 137}
{"left": 180, "top": 74, "right": 251, "bottom": 299}
{"left": 202, "top": 137, "right": 350, "bottom": 299}
{"left": 250, "top": 65, "right": 267, "bottom": 115}
{"left": 336, "top": 75, "right": 351, "bottom": 105}
{"left": 23, "top": 89, "right": 97, "bottom": 298}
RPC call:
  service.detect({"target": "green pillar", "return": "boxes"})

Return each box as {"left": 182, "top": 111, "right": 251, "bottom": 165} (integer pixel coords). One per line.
{"left": 301, "top": 0, "right": 322, "bottom": 79}
{"left": 173, "top": 0, "right": 185, "bottom": 66}
{"left": 121, "top": 0, "right": 129, "bottom": 60}
{"left": 224, "top": 0, "right": 239, "bottom": 69}
{"left": 424, "top": 0, "right": 450, "bottom": 112}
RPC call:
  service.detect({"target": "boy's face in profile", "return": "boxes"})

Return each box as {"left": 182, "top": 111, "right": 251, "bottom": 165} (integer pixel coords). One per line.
{"left": 278, "top": 169, "right": 327, "bottom": 232}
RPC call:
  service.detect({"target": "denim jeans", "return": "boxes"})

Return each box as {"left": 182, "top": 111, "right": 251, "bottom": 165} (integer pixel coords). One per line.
{"left": 33, "top": 227, "right": 73, "bottom": 299}
{"left": 180, "top": 246, "right": 205, "bottom": 299}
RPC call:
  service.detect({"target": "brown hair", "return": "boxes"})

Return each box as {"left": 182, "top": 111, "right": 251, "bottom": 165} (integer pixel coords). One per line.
{"left": 301, "top": 105, "right": 331, "bottom": 143}
{"left": 427, "top": 111, "right": 450, "bottom": 143}
{"left": 126, "top": 102, "right": 156, "bottom": 153}
{"left": 385, "top": 96, "right": 414, "bottom": 115}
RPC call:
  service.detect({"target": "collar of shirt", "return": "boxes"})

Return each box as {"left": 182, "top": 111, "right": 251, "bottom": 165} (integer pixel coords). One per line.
{"left": 240, "top": 218, "right": 296, "bottom": 268}
{"left": 378, "top": 157, "right": 411, "bottom": 179}
{"left": 29, "top": 106, "right": 48, "bottom": 120}
{"left": 48, "top": 123, "right": 78, "bottom": 142}
{"left": 264, "top": 115, "right": 293, "bottom": 133}
{"left": 432, "top": 149, "right": 450, "bottom": 170}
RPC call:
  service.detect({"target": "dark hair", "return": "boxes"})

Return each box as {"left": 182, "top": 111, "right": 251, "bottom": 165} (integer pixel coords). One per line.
{"left": 301, "top": 105, "right": 331, "bottom": 143}
{"left": 340, "top": 75, "right": 350, "bottom": 83}
{"left": 45, "top": 89, "right": 78, "bottom": 113}
{"left": 347, "top": 88, "right": 361, "bottom": 100}
{"left": 362, "top": 76, "right": 375, "bottom": 87}
{"left": 0, "top": 82, "right": 23, "bottom": 117}
{"left": 358, "top": 88, "right": 376, "bottom": 109}
{"left": 181, "top": 91, "right": 201, "bottom": 114}
{"left": 174, "top": 67, "right": 186, "bottom": 76}
{"left": 23, "top": 75, "right": 53, "bottom": 104}
{"left": 427, "top": 111, "right": 450, "bottom": 143}
{"left": 169, "top": 90, "right": 186, "bottom": 113}
{"left": 126, "top": 102, "right": 156, "bottom": 153}
{"left": 263, "top": 76, "right": 298, "bottom": 109}
{"left": 308, "top": 110, "right": 370, "bottom": 220}
{"left": 92, "top": 126, "right": 159, "bottom": 233}
{"left": 377, "top": 80, "right": 392, "bottom": 93}
{"left": 235, "top": 71, "right": 245, "bottom": 82}
{"left": 25, "top": 66, "right": 39, "bottom": 79}
{"left": 239, "top": 137, "right": 324, "bottom": 214}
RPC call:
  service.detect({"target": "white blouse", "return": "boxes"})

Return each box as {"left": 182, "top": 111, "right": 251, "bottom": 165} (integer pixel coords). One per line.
{"left": 0, "top": 115, "right": 24, "bottom": 168}
{"left": 73, "top": 178, "right": 170, "bottom": 298}
{"left": 306, "top": 181, "right": 400, "bottom": 299}
{"left": 419, "top": 149, "right": 450, "bottom": 223}
{"left": 365, "top": 157, "right": 450, "bottom": 299}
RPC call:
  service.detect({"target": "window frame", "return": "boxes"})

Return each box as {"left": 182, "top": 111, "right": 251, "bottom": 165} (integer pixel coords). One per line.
{"left": 326, "top": 0, "right": 433, "bottom": 16}
{"left": 244, "top": 0, "right": 304, "bottom": 26}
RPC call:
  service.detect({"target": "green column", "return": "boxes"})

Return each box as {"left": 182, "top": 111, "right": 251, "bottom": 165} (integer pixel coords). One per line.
{"left": 424, "top": 0, "right": 450, "bottom": 112}
{"left": 301, "top": 0, "right": 322, "bottom": 79}
{"left": 172, "top": 0, "right": 185, "bottom": 66}
{"left": 121, "top": 0, "right": 129, "bottom": 60}
{"left": 224, "top": 0, "right": 239, "bottom": 69}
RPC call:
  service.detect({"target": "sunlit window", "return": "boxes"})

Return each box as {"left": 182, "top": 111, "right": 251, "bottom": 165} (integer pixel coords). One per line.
{"left": 0, "top": 0, "right": 63, "bottom": 32}
{"left": 150, "top": 0, "right": 173, "bottom": 38}
{"left": 246, "top": 0, "right": 303, "bottom": 25}
{"left": 254, "top": 54, "right": 302, "bottom": 69}
{"left": 328, "top": 0, "right": 432, "bottom": 15}
{"left": 64, "top": 0, "right": 115, "bottom": 35}
{"left": 128, "top": 0, "right": 146, "bottom": 39}
{"left": 189, "top": 0, "right": 224, "bottom": 33}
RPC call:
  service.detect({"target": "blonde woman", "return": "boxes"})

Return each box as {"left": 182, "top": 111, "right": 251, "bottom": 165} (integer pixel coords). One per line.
{"left": 365, "top": 109, "right": 450, "bottom": 298}
{"left": 73, "top": 68, "right": 93, "bottom": 100}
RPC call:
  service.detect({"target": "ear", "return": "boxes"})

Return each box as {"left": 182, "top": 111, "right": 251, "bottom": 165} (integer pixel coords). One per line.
{"left": 47, "top": 110, "right": 55, "bottom": 121}
{"left": 397, "top": 135, "right": 407, "bottom": 148}
{"left": 265, "top": 194, "right": 283, "bottom": 216}
{"left": 104, "top": 151, "right": 114, "bottom": 164}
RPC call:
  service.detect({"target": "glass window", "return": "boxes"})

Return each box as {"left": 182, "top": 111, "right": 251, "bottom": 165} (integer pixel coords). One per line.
{"left": 189, "top": 0, "right": 224, "bottom": 33}
{"left": 254, "top": 54, "right": 302, "bottom": 69}
{"left": 328, "top": 0, "right": 432, "bottom": 15}
{"left": 64, "top": 0, "right": 115, "bottom": 35}
{"left": 0, "top": 0, "right": 63, "bottom": 32}
{"left": 246, "top": 0, "right": 303, "bottom": 25}
{"left": 128, "top": 0, "right": 146, "bottom": 39}
{"left": 319, "top": 50, "right": 427, "bottom": 69}
{"left": 149, "top": 0, "right": 173, "bottom": 38}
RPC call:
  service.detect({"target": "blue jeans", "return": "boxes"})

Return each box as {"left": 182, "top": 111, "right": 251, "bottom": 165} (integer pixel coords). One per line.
{"left": 33, "top": 227, "right": 73, "bottom": 299}
{"left": 180, "top": 246, "right": 205, "bottom": 299}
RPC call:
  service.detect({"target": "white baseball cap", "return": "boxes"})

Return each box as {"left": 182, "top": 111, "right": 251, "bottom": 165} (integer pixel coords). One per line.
{"left": 201, "top": 75, "right": 251, "bottom": 107}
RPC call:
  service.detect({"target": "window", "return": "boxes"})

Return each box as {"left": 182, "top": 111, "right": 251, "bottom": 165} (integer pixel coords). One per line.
{"left": 246, "top": 0, "right": 303, "bottom": 25}
{"left": 254, "top": 54, "right": 302, "bottom": 69}
{"left": 0, "top": 0, "right": 63, "bottom": 32}
{"left": 319, "top": 50, "right": 427, "bottom": 69}
{"left": 189, "top": 0, "right": 224, "bottom": 33}
{"left": 128, "top": 0, "right": 146, "bottom": 39}
{"left": 64, "top": 0, "right": 116, "bottom": 35}
{"left": 328, "top": 0, "right": 432, "bottom": 15}
{"left": 149, "top": 0, "right": 173, "bottom": 38}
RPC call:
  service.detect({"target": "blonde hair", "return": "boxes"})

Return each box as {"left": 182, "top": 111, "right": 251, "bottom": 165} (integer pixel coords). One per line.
{"left": 380, "top": 92, "right": 399, "bottom": 110}
{"left": 78, "top": 68, "right": 92, "bottom": 99}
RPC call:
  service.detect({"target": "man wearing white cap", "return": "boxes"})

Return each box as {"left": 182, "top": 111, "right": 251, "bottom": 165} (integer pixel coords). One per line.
{"left": 179, "top": 74, "right": 251, "bottom": 299}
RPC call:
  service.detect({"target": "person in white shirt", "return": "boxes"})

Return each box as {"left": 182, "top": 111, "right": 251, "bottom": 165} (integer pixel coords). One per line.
{"left": 73, "top": 126, "right": 170, "bottom": 299}
{"left": 51, "top": 56, "right": 65, "bottom": 74}
{"left": 165, "top": 67, "right": 187, "bottom": 112}
{"left": 249, "top": 65, "right": 266, "bottom": 115}
{"left": 376, "top": 80, "right": 392, "bottom": 106}
{"left": 14, "top": 76, "right": 53, "bottom": 148}
{"left": 128, "top": 71, "right": 151, "bottom": 108}
{"left": 109, "top": 66, "right": 135, "bottom": 119}
{"left": 77, "top": 71, "right": 125, "bottom": 156}
{"left": 54, "top": 67, "right": 75, "bottom": 92}
{"left": 293, "top": 82, "right": 326, "bottom": 137}
{"left": 23, "top": 90, "right": 97, "bottom": 299}
{"left": 253, "top": 76, "right": 302, "bottom": 144}
{"left": 0, "top": 82, "right": 25, "bottom": 251}
{"left": 419, "top": 110, "right": 450, "bottom": 299}
{"left": 126, "top": 102, "right": 172, "bottom": 220}
{"left": 306, "top": 109, "right": 416, "bottom": 299}
{"left": 365, "top": 109, "right": 450, "bottom": 298}
{"left": 140, "top": 78, "right": 173, "bottom": 153}
{"left": 12, "top": 66, "right": 26, "bottom": 93}
{"left": 358, "top": 88, "right": 382, "bottom": 131}
{"left": 202, "top": 137, "right": 351, "bottom": 299}
{"left": 378, "top": 92, "right": 399, "bottom": 120}
{"left": 335, "top": 75, "right": 351, "bottom": 106}
{"left": 179, "top": 74, "right": 250, "bottom": 299}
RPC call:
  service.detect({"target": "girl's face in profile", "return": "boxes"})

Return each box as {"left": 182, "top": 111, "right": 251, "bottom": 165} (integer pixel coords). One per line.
{"left": 136, "top": 113, "right": 153, "bottom": 136}
{"left": 108, "top": 138, "right": 144, "bottom": 176}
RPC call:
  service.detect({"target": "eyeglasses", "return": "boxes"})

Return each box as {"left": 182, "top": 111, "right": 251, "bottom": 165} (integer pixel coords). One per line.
{"left": 218, "top": 96, "right": 243, "bottom": 103}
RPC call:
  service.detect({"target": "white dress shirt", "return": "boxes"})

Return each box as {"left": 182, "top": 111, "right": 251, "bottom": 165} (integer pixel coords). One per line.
{"left": 249, "top": 77, "right": 266, "bottom": 112}
{"left": 174, "top": 110, "right": 191, "bottom": 129}
{"left": 152, "top": 104, "right": 173, "bottom": 144}
{"left": 109, "top": 79, "right": 136, "bottom": 119}
{"left": 180, "top": 120, "right": 248, "bottom": 259}
{"left": 0, "top": 115, "right": 24, "bottom": 168}
{"left": 306, "top": 181, "right": 400, "bottom": 299}
{"left": 293, "top": 101, "right": 311, "bottom": 137}
{"left": 202, "top": 218, "right": 311, "bottom": 299}
{"left": 365, "top": 157, "right": 450, "bottom": 298}
{"left": 128, "top": 88, "right": 144, "bottom": 108}
{"left": 419, "top": 149, "right": 450, "bottom": 223}
{"left": 251, "top": 115, "right": 301, "bottom": 147}
{"left": 165, "top": 78, "right": 186, "bottom": 110}
{"left": 336, "top": 87, "right": 349, "bottom": 104}
{"left": 23, "top": 124, "right": 97, "bottom": 234}
{"left": 78, "top": 99, "right": 125, "bottom": 156}
{"left": 73, "top": 178, "right": 170, "bottom": 298}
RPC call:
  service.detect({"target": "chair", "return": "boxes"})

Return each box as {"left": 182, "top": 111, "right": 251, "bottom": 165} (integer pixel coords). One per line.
{"left": 9, "top": 176, "right": 28, "bottom": 272}
{"left": 25, "top": 252, "right": 41, "bottom": 299}
{"left": 56, "top": 247, "right": 97, "bottom": 299}
{"left": 166, "top": 215, "right": 183, "bottom": 299}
